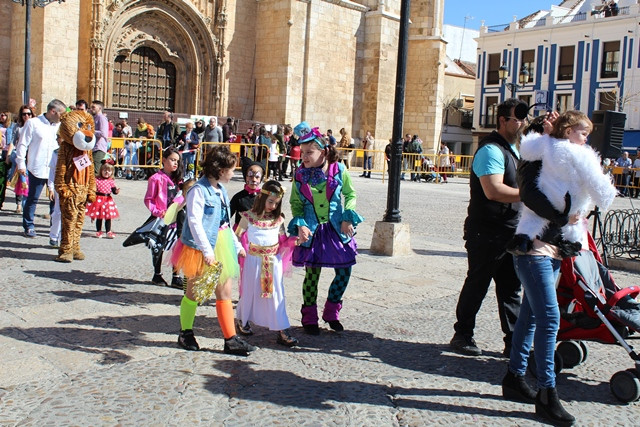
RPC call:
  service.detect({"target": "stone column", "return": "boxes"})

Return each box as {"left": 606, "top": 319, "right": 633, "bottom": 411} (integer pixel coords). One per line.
{"left": 404, "top": 0, "right": 446, "bottom": 154}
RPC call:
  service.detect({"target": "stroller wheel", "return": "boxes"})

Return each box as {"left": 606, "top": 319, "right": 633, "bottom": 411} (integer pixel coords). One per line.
{"left": 528, "top": 349, "right": 564, "bottom": 378}
{"left": 610, "top": 369, "right": 640, "bottom": 403}
{"left": 578, "top": 341, "right": 589, "bottom": 364}
{"left": 556, "top": 341, "right": 584, "bottom": 369}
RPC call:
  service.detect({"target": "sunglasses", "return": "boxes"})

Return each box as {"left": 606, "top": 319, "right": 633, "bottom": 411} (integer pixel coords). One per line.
{"left": 21, "top": 112, "right": 32, "bottom": 116}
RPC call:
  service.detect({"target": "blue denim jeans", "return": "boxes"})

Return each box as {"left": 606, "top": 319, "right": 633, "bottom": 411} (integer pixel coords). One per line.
{"left": 363, "top": 155, "right": 372, "bottom": 172}
{"left": 23, "top": 171, "right": 53, "bottom": 231}
{"left": 509, "top": 254, "right": 561, "bottom": 388}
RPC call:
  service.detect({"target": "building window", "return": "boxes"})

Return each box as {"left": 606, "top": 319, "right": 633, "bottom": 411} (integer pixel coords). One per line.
{"left": 599, "top": 91, "right": 617, "bottom": 111}
{"left": 519, "top": 94, "right": 532, "bottom": 106}
{"left": 557, "top": 46, "right": 575, "bottom": 81}
{"left": 556, "top": 93, "right": 573, "bottom": 113}
{"left": 521, "top": 50, "right": 535, "bottom": 83}
{"left": 485, "top": 96, "right": 498, "bottom": 128}
{"left": 600, "top": 41, "right": 620, "bottom": 79}
{"left": 486, "top": 53, "right": 501, "bottom": 85}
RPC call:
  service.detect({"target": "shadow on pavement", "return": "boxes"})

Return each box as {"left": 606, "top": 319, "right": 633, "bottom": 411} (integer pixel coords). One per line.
{"left": 26, "top": 269, "right": 146, "bottom": 288}
{"left": 412, "top": 248, "right": 467, "bottom": 258}
{"left": 202, "top": 359, "right": 537, "bottom": 420}
{"left": 50, "top": 288, "right": 183, "bottom": 306}
{"left": 1, "top": 248, "right": 58, "bottom": 261}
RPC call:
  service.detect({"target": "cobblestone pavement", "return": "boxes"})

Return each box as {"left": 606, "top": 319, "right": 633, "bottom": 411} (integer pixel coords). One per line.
{"left": 1, "top": 171, "right": 639, "bottom": 426}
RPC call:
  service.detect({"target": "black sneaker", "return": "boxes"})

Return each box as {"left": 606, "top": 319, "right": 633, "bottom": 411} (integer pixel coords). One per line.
{"left": 178, "top": 329, "right": 200, "bottom": 351}
{"left": 151, "top": 274, "right": 168, "bottom": 287}
{"left": 236, "top": 320, "right": 253, "bottom": 336}
{"left": 170, "top": 275, "right": 184, "bottom": 290}
{"left": 224, "top": 335, "right": 257, "bottom": 356}
{"left": 449, "top": 334, "right": 482, "bottom": 356}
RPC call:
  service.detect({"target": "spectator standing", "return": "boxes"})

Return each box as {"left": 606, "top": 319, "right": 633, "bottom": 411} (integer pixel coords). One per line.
{"left": 222, "top": 117, "right": 234, "bottom": 142}
{"left": 438, "top": 142, "right": 451, "bottom": 183}
{"left": 401, "top": 133, "right": 411, "bottom": 180}
{"left": 384, "top": 139, "right": 392, "bottom": 176}
{"left": 274, "top": 125, "right": 286, "bottom": 181}
{"left": 134, "top": 117, "right": 149, "bottom": 139}
{"left": 177, "top": 122, "right": 200, "bottom": 179}
{"left": 450, "top": 98, "right": 526, "bottom": 357}
{"left": 194, "top": 119, "right": 206, "bottom": 142}
{"left": 75, "top": 100, "right": 88, "bottom": 112}
{"left": 360, "top": 131, "right": 375, "bottom": 178}
{"left": 327, "top": 129, "right": 337, "bottom": 146}
{"left": 121, "top": 119, "right": 133, "bottom": 138}
{"left": 407, "top": 135, "right": 423, "bottom": 181}
{"left": 156, "top": 111, "right": 180, "bottom": 149}
{"left": 615, "top": 151, "right": 632, "bottom": 196}
{"left": 90, "top": 100, "right": 109, "bottom": 175}
{"left": 16, "top": 99, "right": 66, "bottom": 238}
{"left": 632, "top": 151, "right": 640, "bottom": 198}
{"left": 204, "top": 117, "right": 223, "bottom": 142}
{"left": 338, "top": 128, "right": 352, "bottom": 169}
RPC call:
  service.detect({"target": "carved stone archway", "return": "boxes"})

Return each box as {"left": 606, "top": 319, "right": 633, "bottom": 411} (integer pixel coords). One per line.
{"left": 91, "top": 0, "right": 221, "bottom": 114}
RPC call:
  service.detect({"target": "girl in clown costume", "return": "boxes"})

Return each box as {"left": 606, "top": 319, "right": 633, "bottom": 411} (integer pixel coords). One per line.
{"left": 288, "top": 122, "right": 363, "bottom": 335}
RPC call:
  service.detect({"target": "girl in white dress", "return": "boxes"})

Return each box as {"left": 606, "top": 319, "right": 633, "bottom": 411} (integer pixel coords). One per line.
{"left": 235, "top": 180, "right": 299, "bottom": 347}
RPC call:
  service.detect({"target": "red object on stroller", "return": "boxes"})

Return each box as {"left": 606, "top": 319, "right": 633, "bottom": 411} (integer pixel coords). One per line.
{"left": 555, "top": 233, "right": 640, "bottom": 402}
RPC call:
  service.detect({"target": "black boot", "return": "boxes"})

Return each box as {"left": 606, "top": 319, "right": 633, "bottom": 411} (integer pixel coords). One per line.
{"left": 535, "top": 388, "right": 575, "bottom": 426}
{"left": 502, "top": 370, "right": 536, "bottom": 403}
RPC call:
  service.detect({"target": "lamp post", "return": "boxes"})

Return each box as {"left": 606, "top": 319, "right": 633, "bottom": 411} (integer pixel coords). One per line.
{"left": 498, "top": 62, "right": 530, "bottom": 98}
{"left": 12, "top": 0, "right": 66, "bottom": 105}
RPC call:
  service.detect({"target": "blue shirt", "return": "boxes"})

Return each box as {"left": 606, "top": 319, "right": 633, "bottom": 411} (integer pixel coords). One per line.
{"left": 473, "top": 143, "right": 520, "bottom": 177}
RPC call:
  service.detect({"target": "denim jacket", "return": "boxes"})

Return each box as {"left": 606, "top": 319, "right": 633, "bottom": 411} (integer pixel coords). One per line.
{"left": 180, "top": 176, "right": 231, "bottom": 252}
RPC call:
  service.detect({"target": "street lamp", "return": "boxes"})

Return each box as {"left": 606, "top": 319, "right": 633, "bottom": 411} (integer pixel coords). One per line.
{"left": 12, "top": 0, "right": 66, "bottom": 105}
{"left": 498, "top": 62, "right": 530, "bottom": 98}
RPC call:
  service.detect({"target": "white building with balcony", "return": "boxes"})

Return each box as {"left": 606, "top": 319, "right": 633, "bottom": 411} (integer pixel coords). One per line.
{"left": 473, "top": 0, "right": 640, "bottom": 151}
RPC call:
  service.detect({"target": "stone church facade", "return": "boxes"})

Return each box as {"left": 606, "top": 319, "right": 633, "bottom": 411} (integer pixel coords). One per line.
{"left": 0, "top": 0, "right": 445, "bottom": 151}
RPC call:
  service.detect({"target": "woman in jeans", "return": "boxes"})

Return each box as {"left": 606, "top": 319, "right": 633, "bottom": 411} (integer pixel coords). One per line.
{"left": 501, "top": 115, "right": 576, "bottom": 426}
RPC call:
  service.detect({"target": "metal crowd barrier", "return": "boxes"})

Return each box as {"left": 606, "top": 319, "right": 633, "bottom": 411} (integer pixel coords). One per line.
{"left": 600, "top": 208, "right": 640, "bottom": 260}
{"left": 108, "top": 137, "right": 163, "bottom": 180}
{"left": 604, "top": 166, "right": 640, "bottom": 196}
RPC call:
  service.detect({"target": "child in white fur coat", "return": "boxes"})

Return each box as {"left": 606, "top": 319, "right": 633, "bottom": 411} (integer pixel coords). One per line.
{"left": 516, "top": 110, "right": 616, "bottom": 247}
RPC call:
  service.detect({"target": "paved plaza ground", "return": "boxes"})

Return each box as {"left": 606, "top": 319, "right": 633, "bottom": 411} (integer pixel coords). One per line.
{"left": 1, "top": 171, "right": 639, "bottom": 425}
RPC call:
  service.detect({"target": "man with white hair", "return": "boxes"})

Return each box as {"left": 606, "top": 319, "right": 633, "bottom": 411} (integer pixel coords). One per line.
{"left": 204, "top": 117, "right": 223, "bottom": 142}
{"left": 16, "top": 99, "right": 66, "bottom": 238}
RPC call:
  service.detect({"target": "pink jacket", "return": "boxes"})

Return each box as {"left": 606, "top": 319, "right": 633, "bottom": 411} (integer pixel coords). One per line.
{"left": 144, "top": 171, "right": 176, "bottom": 218}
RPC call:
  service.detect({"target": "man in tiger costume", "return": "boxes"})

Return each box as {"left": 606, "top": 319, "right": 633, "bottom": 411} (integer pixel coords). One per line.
{"left": 54, "top": 110, "right": 96, "bottom": 262}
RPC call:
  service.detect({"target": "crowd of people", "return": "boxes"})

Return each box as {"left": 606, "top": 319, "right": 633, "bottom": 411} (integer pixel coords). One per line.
{"left": 3, "top": 95, "right": 637, "bottom": 425}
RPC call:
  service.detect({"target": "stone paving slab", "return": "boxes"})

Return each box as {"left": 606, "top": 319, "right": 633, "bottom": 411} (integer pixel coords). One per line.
{"left": 1, "top": 174, "right": 639, "bottom": 425}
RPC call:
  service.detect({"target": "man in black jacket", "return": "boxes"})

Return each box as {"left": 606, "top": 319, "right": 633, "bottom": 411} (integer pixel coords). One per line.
{"left": 450, "top": 98, "right": 526, "bottom": 357}
{"left": 156, "top": 111, "right": 180, "bottom": 149}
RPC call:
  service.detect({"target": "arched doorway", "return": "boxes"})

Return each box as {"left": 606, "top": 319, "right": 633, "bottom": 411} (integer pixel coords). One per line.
{"left": 111, "top": 46, "right": 176, "bottom": 112}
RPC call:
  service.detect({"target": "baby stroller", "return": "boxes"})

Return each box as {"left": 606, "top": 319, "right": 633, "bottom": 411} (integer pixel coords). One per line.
{"left": 532, "top": 233, "right": 640, "bottom": 403}
{"left": 417, "top": 157, "right": 440, "bottom": 183}
{"left": 136, "top": 139, "right": 162, "bottom": 180}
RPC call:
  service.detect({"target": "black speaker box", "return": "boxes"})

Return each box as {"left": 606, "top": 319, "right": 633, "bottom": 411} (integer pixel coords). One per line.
{"left": 589, "top": 110, "right": 626, "bottom": 158}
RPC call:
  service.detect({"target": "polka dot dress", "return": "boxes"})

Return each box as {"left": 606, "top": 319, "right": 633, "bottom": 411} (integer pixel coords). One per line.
{"left": 85, "top": 177, "right": 120, "bottom": 220}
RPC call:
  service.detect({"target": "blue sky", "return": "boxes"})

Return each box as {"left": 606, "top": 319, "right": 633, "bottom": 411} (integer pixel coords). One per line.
{"left": 444, "top": 0, "right": 556, "bottom": 29}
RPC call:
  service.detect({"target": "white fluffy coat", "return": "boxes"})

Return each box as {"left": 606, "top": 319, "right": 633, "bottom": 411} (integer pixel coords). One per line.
{"left": 516, "top": 133, "right": 616, "bottom": 243}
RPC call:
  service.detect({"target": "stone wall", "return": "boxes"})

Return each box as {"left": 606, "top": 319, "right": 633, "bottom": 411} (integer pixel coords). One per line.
{"left": 0, "top": 5, "right": 13, "bottom": 112}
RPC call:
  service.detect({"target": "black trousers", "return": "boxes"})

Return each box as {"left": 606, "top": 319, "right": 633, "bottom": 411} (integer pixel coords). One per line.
{"left": 453, "top": 230, "right": 522, "bottom": 344}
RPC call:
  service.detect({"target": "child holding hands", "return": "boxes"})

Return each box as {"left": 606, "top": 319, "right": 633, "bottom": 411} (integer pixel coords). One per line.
{"left": 235, "top": 180, "right": 298, "bottom": 347}
{"left": 171, "top": 145, "right": 256, "bottom": 356}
